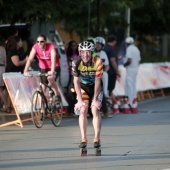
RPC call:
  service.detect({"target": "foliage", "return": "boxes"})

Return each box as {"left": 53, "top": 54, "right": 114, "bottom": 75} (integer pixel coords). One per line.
{"left": 1, "top": 0, "right": 170, "bottom": 62}
{"left": 0, "top": 0, "right": 59, "bottom": 24}
{"left": 53, "top": 0, "right": 90, "bottom": 39}
{"left": 1, "top": 0, "right": 170, "bottom": 40}
{"left": 131, "top": 0, "right": 170, "bottom": 35}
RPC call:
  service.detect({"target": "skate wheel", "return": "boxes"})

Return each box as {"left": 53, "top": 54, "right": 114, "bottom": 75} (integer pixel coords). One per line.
{"left": 80, "top": 148, "right": 87, "bottom": 156}
{"left": 95, "top": 148, "right": 101, "bottom": 156}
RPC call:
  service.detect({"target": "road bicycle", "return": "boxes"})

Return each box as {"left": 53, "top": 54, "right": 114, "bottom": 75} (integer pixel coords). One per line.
{"left": 30, "top": 72, "right": 63, "bottom": 128}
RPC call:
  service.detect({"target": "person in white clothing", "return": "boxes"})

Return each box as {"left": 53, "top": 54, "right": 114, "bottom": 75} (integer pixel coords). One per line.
{"left": 124, "top": 37, "right": 141, "bottom": 107}
{"left": 95, "top": 37, "right": 110, "bottom": 98}
{"left": 94, "top": 36, "right": 112, "bottom": 118}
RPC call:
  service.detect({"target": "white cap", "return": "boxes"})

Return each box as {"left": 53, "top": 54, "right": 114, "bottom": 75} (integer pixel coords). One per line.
{"left": 125, "top": 37, "right": 134, "bottom": 44}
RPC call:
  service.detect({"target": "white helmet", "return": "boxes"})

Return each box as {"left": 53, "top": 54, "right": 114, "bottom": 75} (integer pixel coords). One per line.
{"left": 125, "top": 37, "right": 134, "bottom": 44}
{"left": 95, "top": 36, "right": 105, "bottom": 46}
{"left": 78, "top": 41, "right": 95, "bottom": 51}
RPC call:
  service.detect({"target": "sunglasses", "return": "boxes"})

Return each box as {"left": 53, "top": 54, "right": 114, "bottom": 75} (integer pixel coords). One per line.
{"left": 37, "top": 40, "right": 45, "bottom": 43}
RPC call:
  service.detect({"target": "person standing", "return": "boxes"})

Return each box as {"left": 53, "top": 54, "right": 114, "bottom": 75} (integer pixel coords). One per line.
{"left": 66, "top": 40, "right": 79, "bottom": 63}
{"left": 66, "top": 40, "right": 79, "bottom": 87}
{"left": 5, "top": 36, "right": 28, "bottom": 113}
{"left": 94, "top": 36, "right": 112, "bottom": 118}
{"left": 6, "top": 36, "right": 28, "bottom": 73}
{"left": 0, "top": 35, "right": 8, "bottom": 112}
{"left": 16, "top": 36, "right": 28, "bottom": 73}
{"left": 72, "top": 40, "right": 103, "bottom": 150}
{"left": 65, "top": 40, "right": 79, "bottom": 116}
{"left": 95, "top": 36, "right": 109, "bottom": 98}
{"left": 103, "top": 35, "right": 120, "bottom": 103}
{"left": 124, "top": 37, "right": 141, "bottom": 108}
{"left": 66, "top": 40, "right": 79, "bottom": 79}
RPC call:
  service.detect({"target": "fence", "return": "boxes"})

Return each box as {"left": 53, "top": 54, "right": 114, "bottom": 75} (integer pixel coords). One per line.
{"left": 114, "top": 62, "right": 170, "bottom": 98}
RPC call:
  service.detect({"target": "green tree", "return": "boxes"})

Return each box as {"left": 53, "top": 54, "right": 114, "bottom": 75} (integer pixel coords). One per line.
{"left": 131, "top": 0, "right": 170, "bottom": 35}
{"left": 0, "top": 0, "right": 59, "bottom": 24}
{"left": 1, "top": 0, "right": 170, "bottom": 39}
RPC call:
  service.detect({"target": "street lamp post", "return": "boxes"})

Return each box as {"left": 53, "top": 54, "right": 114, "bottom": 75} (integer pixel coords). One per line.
{"left": 87, "top": 0, "right": 91, "bottom": 37}
{"left": 126, "top": 7, "right": 131, "bottom": 37}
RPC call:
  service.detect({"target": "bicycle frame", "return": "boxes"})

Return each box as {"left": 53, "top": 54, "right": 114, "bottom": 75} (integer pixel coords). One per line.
{"left": 30, "top": 72, "right": 63, "bottom": 128}
{"left": 37, "top": 74, "right": 58, "bottom": 114}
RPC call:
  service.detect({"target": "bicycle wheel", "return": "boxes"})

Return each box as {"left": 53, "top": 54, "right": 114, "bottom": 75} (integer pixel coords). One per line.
{"left": 31, "top": 91, "right": 45, "bottom": 128}
{"left": 51, "top": 100, "right": 63, "bottom": 127}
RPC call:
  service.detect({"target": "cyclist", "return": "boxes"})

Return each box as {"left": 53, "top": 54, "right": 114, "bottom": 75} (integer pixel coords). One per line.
{"left": 72, "top": 41, "right": 103, "bottom": 149}
{"left": 24, "top": 34, "right": 61, "bottom": 103}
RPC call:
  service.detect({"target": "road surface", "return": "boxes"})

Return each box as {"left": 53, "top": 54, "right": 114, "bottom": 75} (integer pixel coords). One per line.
{"left": 0, "top": 96, "right": 170, "bottom": 170}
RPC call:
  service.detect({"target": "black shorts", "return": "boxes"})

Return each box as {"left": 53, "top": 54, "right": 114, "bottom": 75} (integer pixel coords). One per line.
{"left": 108, "top": 74, "right": 117, "bottom": 95}
{"left": 40, "top": 66, "right": 60, "bottom": 84}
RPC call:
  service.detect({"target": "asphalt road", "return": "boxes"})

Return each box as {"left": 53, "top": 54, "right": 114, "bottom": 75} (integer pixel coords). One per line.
{"left": 0, "top": 96, "right": 170, "bottom": 170}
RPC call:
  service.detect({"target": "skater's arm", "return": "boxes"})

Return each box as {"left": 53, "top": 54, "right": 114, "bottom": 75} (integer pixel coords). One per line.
{"left": 73, "top": 76, "right": 83, "bottom": 102}
{"left": 91, "top": 77, "right": 102, "bottom": 110}
{"left": 93, "top": 77, "right": 102, "bottom": 101}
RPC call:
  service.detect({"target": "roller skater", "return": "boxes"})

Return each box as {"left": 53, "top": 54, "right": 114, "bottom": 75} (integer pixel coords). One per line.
{"left": 72, "top": 40, "right": 103, "bottom": 157}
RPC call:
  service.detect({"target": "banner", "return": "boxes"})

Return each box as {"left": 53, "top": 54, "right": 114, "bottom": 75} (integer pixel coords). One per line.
{"left": 3, "top": 72, "right": 68, "bottom": 115}
{"left": 3, "top": 72, "right": 39, "bottom": 114}
{"left": 2, "top": 62, "right": 170, "bottom": 115}
{"left": 113, "top": 62, "right": 170, "bottom": 96}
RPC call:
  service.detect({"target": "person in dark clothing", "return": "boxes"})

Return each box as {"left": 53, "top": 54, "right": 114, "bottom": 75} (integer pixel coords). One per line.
{"left": 4, "top": 36, "right": 28, "bottom": 113}
{"left": 6, "top": 36, "right": 28, "bottom": 73}
{"left": 103, "top": 35, "right": 120, "bottom": 103}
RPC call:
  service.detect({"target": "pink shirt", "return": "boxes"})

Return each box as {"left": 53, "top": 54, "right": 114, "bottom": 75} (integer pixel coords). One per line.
{"left": 69, "top": 52, "right": 79, "bottom": 60}
{"left": 33, "top": 43, "right": 60, "bottom": 69}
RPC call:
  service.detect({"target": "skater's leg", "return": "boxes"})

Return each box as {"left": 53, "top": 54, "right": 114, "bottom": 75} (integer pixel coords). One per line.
{"left": 91, "top": 105, "right": 101, "bottom": 139}
{"left": 79, "top": 106, "right": 88, "bottom": 155}
{"left": 79, "top": 105, "right": 88, "bottom": 140}
{"left": 79, "top": 105, "right": 88, "bottom": 153}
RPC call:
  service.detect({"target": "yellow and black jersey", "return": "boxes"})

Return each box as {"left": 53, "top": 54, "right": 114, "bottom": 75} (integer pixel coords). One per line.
{"left": 72, "top": 56, "right": 103, "bottom": 85}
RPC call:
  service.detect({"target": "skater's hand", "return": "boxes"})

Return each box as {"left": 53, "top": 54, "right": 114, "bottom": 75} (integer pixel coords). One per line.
{"left": 74, "top": 101, "right": 87, "bottom": 112}
{"left": 91, "top": 100, "right": 102, "bottom": 110}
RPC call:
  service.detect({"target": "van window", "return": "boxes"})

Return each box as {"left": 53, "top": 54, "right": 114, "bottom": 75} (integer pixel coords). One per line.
{"left": 0, "top": 23, "right": 31, "bottom": 41}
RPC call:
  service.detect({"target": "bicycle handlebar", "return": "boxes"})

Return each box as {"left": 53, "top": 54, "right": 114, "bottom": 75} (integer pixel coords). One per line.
{"left": 26, "top": 72, "right": 56, "bottom": 77}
